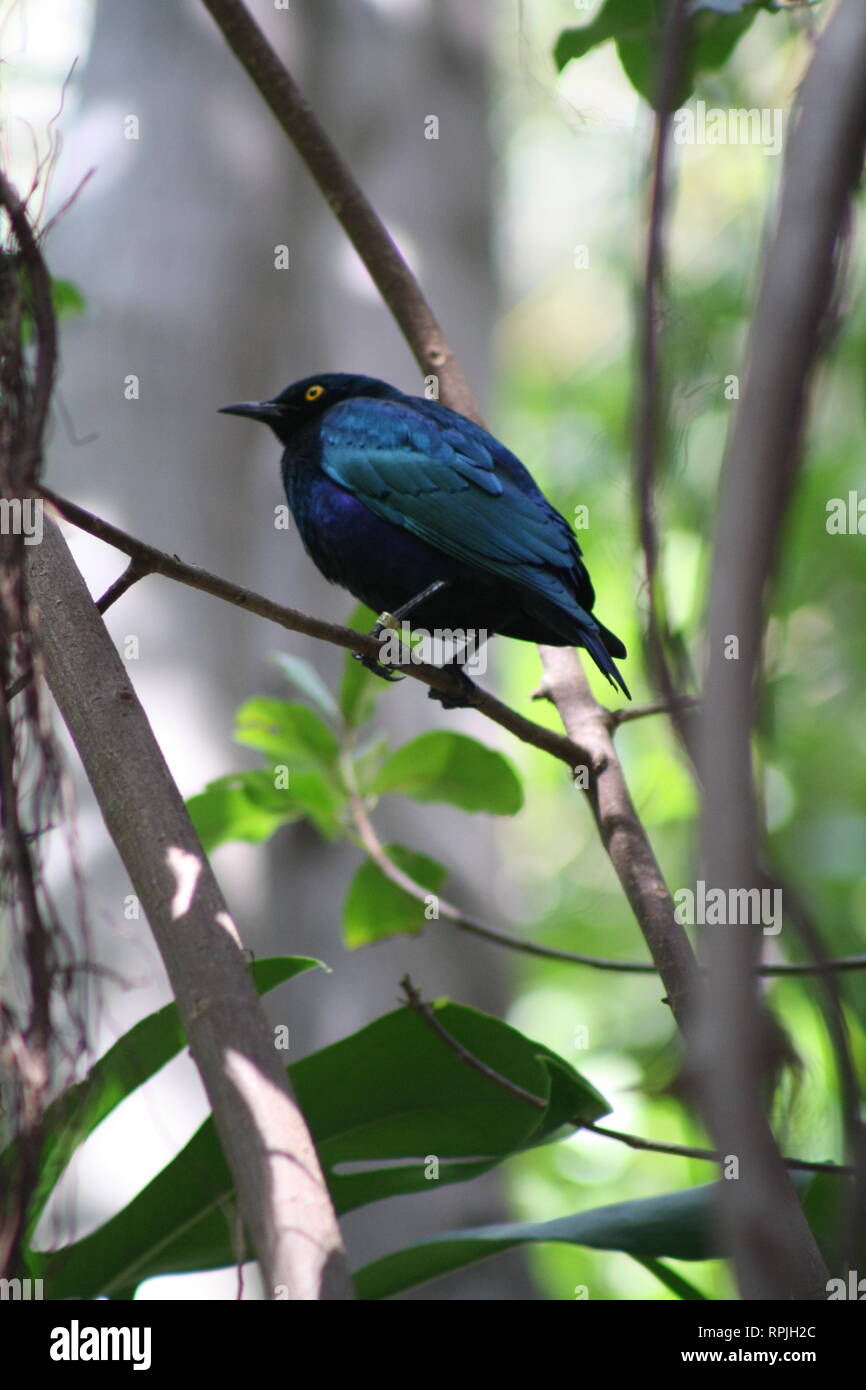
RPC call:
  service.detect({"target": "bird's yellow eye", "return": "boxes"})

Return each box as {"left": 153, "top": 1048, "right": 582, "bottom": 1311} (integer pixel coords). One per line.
{"left": 305, "top": 384, "right": 325, "bottom": 402}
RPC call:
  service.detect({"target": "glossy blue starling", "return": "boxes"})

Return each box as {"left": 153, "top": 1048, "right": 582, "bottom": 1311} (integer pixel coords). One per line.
{"left": 220, "top": 373, "right": 629, "bottom": 704}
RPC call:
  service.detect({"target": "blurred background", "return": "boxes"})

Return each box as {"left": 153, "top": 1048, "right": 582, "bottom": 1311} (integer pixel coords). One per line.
{"left": 4, "top": 0, "right": 863, "bottom": 1299}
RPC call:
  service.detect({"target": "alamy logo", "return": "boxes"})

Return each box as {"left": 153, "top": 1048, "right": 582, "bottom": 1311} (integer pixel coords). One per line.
{"left": 49, "top": 1320, "right": 151, "bottom": 1371}
{"left": 0, "top": 498, "right": 43, "bottom": 545}
{"left": 674, "top": 101, "right": 783, "bottom": 157}
{"left": 827, "top": 1271, "right": 866, "bottom": 1300}
{"left": 0, "top": 1278, "right": 43, "bottom": 1299}
{"left": 377, "top": 625, "right": 488, "bottom": 675}
{"left": 826, "top": 491, "right": 866, "bottom": 534}
{"left": 674, "top": 880, "right": 782, "bottom": 936}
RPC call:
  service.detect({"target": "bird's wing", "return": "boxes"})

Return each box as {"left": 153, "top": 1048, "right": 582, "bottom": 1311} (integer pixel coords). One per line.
{"left": 318, "top": 396, "right": 592, "bottom": 620}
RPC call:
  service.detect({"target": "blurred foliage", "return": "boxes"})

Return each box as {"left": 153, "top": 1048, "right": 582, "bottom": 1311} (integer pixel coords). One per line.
{"left": 554, "top": 0, "right": 779, "bottom": 110}
{"left": 487, "top": 0, "right": 862, "bottom": 1299}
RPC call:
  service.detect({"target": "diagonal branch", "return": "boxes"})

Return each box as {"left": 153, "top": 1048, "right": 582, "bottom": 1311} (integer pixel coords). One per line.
{"left": 348, "top": 788, "right": 657, "bottom": 974}
{"left": 200, "top": 0, "right": 479, "bottom": 421}
{"left": 533, "top": 650, "right": 699, "bottom": 1031}
{"left": 39, "top": 487, "right": 596, "bottom": 770}
{"left": 586, "top": 1123, "right": 855, "bottom": 1178}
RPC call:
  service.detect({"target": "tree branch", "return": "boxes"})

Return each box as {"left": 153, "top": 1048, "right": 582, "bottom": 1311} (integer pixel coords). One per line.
{"left": 41, "top": 486, "right": 600, "bottom": 770}
{"left": 534, "top": 650, "right": 700, "bottom": 1031}
{"left": 27, "top": 522, "right": 352, "bottom": 1300}
{"left": 586, "top": 1123, "right": 854, "bottom": 1178}
{"left": 200, "top": 0, "right": 480, "bottom": 421}
{"left": 634, "top": 0, "right": 698, "bottom": 761}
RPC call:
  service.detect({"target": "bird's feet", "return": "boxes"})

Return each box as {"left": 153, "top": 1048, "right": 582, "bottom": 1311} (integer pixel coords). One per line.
{"left": 428, "top": 668, "right": 479, "bottom": 709}
{"left": 353, "top": 611, "right": 405, "bottom": 682}
{"left": 353, "top": 651, "right": 404, "bottom": 682}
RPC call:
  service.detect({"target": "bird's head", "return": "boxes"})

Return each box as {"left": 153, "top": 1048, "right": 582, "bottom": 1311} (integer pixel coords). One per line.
{"left": 219, "top": 373, "right": 402, "bottom": 445}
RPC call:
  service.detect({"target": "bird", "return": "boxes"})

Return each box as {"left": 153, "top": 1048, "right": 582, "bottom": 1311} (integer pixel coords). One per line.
{"left": 220, "top": 373, "right": 630, "bottom": 705}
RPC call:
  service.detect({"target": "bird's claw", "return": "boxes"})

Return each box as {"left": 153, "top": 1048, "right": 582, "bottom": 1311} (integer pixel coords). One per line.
{"left": 353, "top": 648, "right": 404, "bottom": 683}
{"left": 428, "top": 669, "right": 478, "bottom": 710}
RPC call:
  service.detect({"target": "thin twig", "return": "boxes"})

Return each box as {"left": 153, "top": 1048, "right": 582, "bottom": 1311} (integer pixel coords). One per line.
{"left": 96, "top": 557, "right": 155, "bottom": 614}
{"left": 634, "top": 0, "right": 698, "bottom": 760}
{"left": 349, "top": 790, "right": 656, "bottom": 973}
{"left": 586, "top": 1123, "right": 854, "bottom": 1178}
{"left": 611, "top": 696, "right": 700, "bottom": 728}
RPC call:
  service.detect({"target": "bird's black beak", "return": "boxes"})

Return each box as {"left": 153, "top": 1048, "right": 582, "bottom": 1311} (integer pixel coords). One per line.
{"left": 218, "top": 400, "right": 284, "bottom": 423}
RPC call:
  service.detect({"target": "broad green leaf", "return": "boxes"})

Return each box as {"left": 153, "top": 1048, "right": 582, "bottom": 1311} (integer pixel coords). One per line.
{"left": 373, "top": 731, "right": 523, "bottom": 814}
{"left": 554, "top": 0, "right": 774, "bottom": 110}
{"left": 353, "top": 1185, "right": 727, "bottom": 1299}
{"left": 271, "top": 651, "right": 339, "bottom": 722}
{"left": 8, "top": 958, "right": 321, "bottom": 1246}
{"left": 802, "top": 1171, "right": 860, "bottom": 1273}
{"left": 32, "top": 1004, "right": 607, "bottom": 1298}
{"left": 186, "top": 774, "right": 298, "bottom": 852}
{"left": 234, "top": 698, "right": 339, "bottom": 769}
{"left": 343, "top": 845, "right": 448, "bottom": 947}
{"left": 352, "top": 1173, "right": 813, "bottom": 1299}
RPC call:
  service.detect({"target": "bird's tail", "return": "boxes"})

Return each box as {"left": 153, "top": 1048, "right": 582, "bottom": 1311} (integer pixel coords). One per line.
{"left": 580, "top": 622, "right": 631, "bottom": 701}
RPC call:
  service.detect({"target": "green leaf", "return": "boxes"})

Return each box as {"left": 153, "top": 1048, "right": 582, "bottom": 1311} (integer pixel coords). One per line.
{"left": 234, "top": 697, "right": 339, "bottom": 769}
{"left": 281, "top": 769, "right": 346, "bottom": 840}
{"left": 802, "top": 1171, "right": 861, "bottom": 1273}
{"left": 352, "top": 1185, "right": 728, "bottom": 1299}
{"left": 343, "top": 845, "right": 447, "bottom": 947}
{"left": 632, "top": 1255, "right": 707, "bottom": 1300}
{"left": 373, "top": 731, "right": 524, "bottom": 814}
{"left": 8, "top": 957, "right": 321, "bottom": 1249}
{"left": 338, "top": 603, "right": 387, "bottom": 728}
{"left": 353, "top": 1172, "right": 813, "bottom": 1299}
{"left": 51, "top": 277, "right": 87, "bottom": 319}
{"left": 20, "top": 275, "right": 86, "bottom": 344}
{"left": 187, "top": 773, "right": 299, "bottom": 852}
{"left": 349, "top": 734, "right": 390, "bottom": 798}
{"left": 270, "top": 652, "right": 339, "bottom": 722}
{"left": 554, "top": 0, "right": 774, "bottom": 110}
{"left": 31, "top": 1004, "right": 606, "bottom": 1297}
